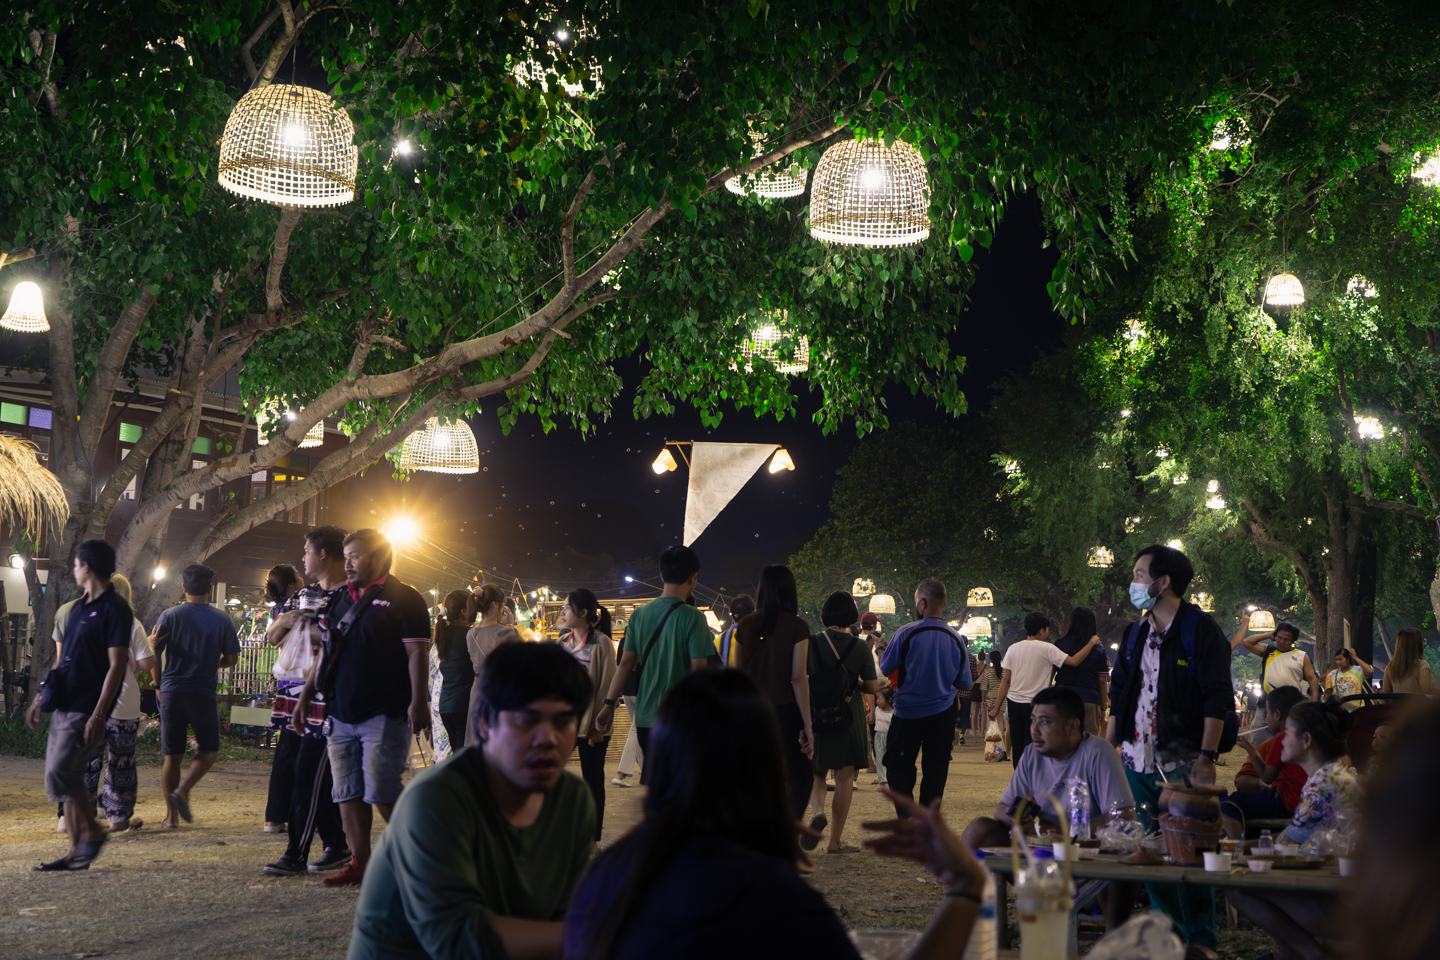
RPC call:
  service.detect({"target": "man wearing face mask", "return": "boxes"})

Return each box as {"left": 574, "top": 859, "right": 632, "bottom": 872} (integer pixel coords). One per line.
{"left": 1108, "top": 544, "right": 1235, "bottom": 960}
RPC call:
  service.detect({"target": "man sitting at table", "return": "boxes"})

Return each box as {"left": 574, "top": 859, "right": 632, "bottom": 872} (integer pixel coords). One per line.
{"left": 960, "top": 686, "right": 1138, "bottom": 932}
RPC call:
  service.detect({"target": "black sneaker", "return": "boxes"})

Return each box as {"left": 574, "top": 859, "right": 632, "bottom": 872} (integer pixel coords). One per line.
{"left": 308, "top": 846, "right": 352, "bottom": 873}
{"left": 263, "top": 856, "right": 307, "bottom": 877}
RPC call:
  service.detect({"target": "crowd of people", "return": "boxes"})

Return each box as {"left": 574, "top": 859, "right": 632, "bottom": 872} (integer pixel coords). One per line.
{"left": 23, "top": 530, "right": 1440, "bottom": 960}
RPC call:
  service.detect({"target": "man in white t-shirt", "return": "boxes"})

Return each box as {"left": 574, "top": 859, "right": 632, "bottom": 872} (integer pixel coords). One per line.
{"left": 54, "top": 573, "right": 155, "bottom": 832}
{"left": 989, "top": 612, "right": 1101, "bottom": 770}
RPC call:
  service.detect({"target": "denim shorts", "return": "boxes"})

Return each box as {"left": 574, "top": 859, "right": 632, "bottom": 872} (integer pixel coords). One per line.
{"left": 327, "top": 715, "right": 411, "bottom": 805}
{"left": 45, "top": 710, "right": 104, "bottom": 803}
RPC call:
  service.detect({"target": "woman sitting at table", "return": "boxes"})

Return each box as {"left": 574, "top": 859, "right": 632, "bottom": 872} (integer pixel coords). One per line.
{"left": 1226, "top": 701, "right": 1358, "bottom": 960}
{"left": 563, "top": 669, "right": 986, "bottom": 960}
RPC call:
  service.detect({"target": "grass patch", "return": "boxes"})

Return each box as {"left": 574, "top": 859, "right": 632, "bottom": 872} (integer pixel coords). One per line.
{"left": 0, "top": 709, "right": 273, "bottom": 765}
{"left": 0, "top": 708, "right": 50, "bottom": 758}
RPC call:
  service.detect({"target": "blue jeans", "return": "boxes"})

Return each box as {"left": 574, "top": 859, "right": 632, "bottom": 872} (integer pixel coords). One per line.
{"left": 1125, "top": 765, "right": 1218, "bottom": 949}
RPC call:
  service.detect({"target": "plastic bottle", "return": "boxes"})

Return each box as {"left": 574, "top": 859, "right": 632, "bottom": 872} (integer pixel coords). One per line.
{"left": 1017, "top": 849, "right": 1070, "bottom": 960}
{"left": 962, "top": 852, "right": 998, "bottom": 960}
{"left": 1258, "top": 829, "right": 1275, "bottom": 858}
{"left": 1065, "top": 779, "right": 1092, "bottom": 840}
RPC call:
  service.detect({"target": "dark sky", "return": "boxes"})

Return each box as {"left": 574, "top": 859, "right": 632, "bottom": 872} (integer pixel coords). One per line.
{"left": 346, "top": 193, "right": 1066, "bottom": 603}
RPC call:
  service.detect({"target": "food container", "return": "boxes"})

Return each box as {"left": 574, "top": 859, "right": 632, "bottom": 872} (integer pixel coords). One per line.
{"left": 1338, "top": 858, "right": 1356, "bottom": 877}
{"left": 1247, "top": 859, "right": 1273, "bottom": 874}
{"left": 1157, "top": 781, "right": 1226, "bottom": 820}
{"left": 1160, "top": 813, "right": 1226, "bottom": 866}
{"left": 1202, "top": 852, "right": 1232, "bottom": 872}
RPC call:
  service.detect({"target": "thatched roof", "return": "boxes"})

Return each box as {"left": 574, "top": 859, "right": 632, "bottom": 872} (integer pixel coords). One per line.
{"left": 0, "top": 433, "right": 68, "bottom": 536}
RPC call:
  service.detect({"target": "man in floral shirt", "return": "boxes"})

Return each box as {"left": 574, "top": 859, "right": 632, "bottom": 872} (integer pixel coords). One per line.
{"left": 1108, "top": 545, "right": 1234, "bottom": 960}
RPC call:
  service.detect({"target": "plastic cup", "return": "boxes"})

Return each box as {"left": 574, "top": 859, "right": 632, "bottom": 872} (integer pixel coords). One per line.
{"left": 1247, "top": 859, "right": 1273, "bottom": 874}
{"left": 1203, "top": 852, "right": 1232, "bottom": 872}
{"left": 1052, "top": 842, "right": 1071, "bottom": 861}
{"left": 1338, "top": 857, "right": 1356, "bottom": 877}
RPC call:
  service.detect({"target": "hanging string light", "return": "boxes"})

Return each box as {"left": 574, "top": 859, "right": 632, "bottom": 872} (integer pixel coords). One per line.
{"left": 739, "top": 315, "right": 810, "bottom": 375}
{"left": 808, "top": 138, "right": 930, "bottom": 247}
{"left": 725, "top": 131, "right": 808, "bottom": 199}
{"left": 1, "top": 280, "right": 47, "bottom": 333}
{"left": 254, "top": 400, "right": 325, "bottom": 448}
{"left": 398, "top": 417, "right": 480, "bottom": 474}
{"left": 1264, "top": 273, "right": 1305, "bottom": 307}
{"left": 218, "top": 84, "right": 358, "bottom": 207}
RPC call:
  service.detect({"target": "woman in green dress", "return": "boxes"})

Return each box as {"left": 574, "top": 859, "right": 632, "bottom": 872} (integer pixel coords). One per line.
{"left": 806, "top": 591, "right": 879, "bottom": 853}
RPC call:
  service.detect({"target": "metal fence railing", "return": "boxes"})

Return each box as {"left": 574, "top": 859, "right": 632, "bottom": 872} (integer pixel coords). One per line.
{"left": 219, "top": 624, "right": 277, "bottom": 701}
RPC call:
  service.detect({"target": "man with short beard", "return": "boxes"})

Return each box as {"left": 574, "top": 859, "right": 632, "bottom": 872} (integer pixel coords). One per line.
{"left": 347, "top": 641, "right": 595, "bottom": 960}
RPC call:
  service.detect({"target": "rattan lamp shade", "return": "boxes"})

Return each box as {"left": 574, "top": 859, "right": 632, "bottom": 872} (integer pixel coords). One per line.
{"left": 725, "top": 132, "right": 808, "bottom": 199}
{"left": 255, "top": 401, "right": 325, "bottom": 448}
{"left": 218, "top": 84, "right": 358, "bottom": 208}
{"left": 1265, "top": 273, "right": 1305, "bottom": 307}
{"left": 740, "top": 320, "right": 809, "bottom": 375}
{"left": 399, "top": 417, "right": 480, "bottom": 474}
{"left": 1, "top": 281, "right": 47, "bottom": 332}
{"left": 868, "top": 594, "right": 896, "bottom": 615}
{"left": 809, "top": 139, "right": 930, "bottom": 247}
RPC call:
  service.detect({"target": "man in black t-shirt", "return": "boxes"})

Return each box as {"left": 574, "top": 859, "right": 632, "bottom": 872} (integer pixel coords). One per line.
{"left": 293, "top": 528, "right": 431, "bottom": 888}
{"left": 27, "top": 540, "right": 131, "bottom": 871}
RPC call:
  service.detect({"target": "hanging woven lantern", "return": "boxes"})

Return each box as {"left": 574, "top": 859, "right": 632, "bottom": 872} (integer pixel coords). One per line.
{"left": 1, "top": 280, "right": 47, "bottom": 333}
{"left": 254, "top": 401, "right": 325, "bottom": 448}
{"left": 1264, "top": 273, "right": 1305, "bottom": 307}
{"left": 652, "top": 448, "right": 678, "bottom": 474}
{"left": 398, "top": 417, "right": 480, "bottom": 474}
{"left": 960, "top": 616, "right": 992, "bottom": 639}
{"left": 809, "top": 138, "right": 930, "bottom": 247}
{"left": 851, "top": 578, "right": 876, "bottom": 597}
{"left": 1086, "top": 546, "right": 1114, "bottom": 568}
{"left": 966, "top": 587, "right": 994, "bottom": 607}
{"left": 768, "top": 448, "right": 795, "bottom": 473}
{"left": 1248, "top": 609, "right": 1276, "bottom": 632}
{"left": 740, "top": 317, "right": 810, "bottom": 374}
{"left": 218, "top": 84, "right": 358, "bottom": 208}
{"left": 868, "top": 594, "right": 896, "bottom": 615}
{"left": 725, "top": 131, "right": 808, "bottom": 199}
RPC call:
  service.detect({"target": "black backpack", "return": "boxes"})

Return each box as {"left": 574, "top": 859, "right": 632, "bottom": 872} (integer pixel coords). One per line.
{"left": 810, "top": 631, "right": 861, "bottom": 735}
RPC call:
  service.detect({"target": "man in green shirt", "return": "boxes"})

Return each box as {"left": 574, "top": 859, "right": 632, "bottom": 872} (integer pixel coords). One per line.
{"left": 348, "top": 642, "right": 595, "bottom": 960}
{"left": 595, "top": 546, "right": 717, "bottom": 783}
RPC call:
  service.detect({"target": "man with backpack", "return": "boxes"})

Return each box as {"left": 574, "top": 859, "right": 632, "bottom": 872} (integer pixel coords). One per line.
{"left": 594, "top": 546, "right": 717, "bottom": 785}
{"left": 878, "top": 579, "right": 973, "bottom": 818}
{"left": 1108, "top": 544, "right": 1236, "bottom": 960}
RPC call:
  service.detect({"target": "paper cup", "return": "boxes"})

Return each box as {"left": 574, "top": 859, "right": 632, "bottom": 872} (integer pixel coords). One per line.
{"left": 1338, "top": 857, "right": 1356, "bottom": 877}
{"left": 1203, "top": 852, "right": 1232, "bottom": 872}
{"left": 1053, "top": 843, "right": 1071, "bottom": 861}
{"left": 1247, "top": 859, "right": 1273, "bottom": 874}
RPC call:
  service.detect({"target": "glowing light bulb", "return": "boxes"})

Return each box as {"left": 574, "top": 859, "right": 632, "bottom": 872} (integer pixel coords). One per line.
{"left": 555, "top": 29, "right": 569, "bottom": 41}
{"left": 859, "top": 167, "right": 886, "bottom": 190}
{"left": 396, "top": 139, "right": 413, "bottom": 155}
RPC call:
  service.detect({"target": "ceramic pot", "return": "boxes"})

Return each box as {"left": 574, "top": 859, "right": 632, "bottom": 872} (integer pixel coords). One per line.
{"left": 1157, "top": 782, "right": 1225, "bottom": 821}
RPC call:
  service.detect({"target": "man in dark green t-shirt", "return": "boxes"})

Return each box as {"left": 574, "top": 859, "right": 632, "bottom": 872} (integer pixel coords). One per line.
{"left": 348, "top": 642, "right": 595, "bottom": 960}
{"left": 595, "top": 546, "right": 717, "bottom": 782}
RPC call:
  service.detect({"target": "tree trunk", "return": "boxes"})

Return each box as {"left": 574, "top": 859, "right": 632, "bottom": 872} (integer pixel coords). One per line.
{"left": 1353, "top": 537, "right": 1378, "bottom": 665}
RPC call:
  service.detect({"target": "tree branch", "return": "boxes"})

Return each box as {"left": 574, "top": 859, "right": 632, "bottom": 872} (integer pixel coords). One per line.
{"left": 1334, "top": 364, "right": 1376, "bottom": 501}
{"left": 240, "top": 4, "right": 285, "bottom": 83}
{"left": 704, "top": 121, "right": 845, "bottom": 194}
{"left": 267, "top": 206, "right": 303, "bottom": 315}
{"left": 78, "top": 285, "right": 161, "bottom": 461}
{"left": 561, "top": 168, "right": 598, "bottom": 287}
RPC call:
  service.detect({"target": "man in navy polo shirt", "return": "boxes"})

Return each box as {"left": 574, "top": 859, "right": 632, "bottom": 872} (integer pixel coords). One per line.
{"left": 27, "top": 539, "right": 131, "bottom": 871}
{"left": 879, "top": 578, "right": 972, "bottom": 817}
{"left": 294, "top": 527, "right": 431, "bottom": 888}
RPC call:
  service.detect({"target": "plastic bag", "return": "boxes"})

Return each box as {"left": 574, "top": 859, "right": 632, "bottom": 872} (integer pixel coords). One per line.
{"left": 985, "top": 718, "right": 1003, "bottom": 742}
{"left": 273, "top": 618, "right": 316, "bottom": 683}
{"left": 1086, "top": 914, "right": 1184, "bottom": 960}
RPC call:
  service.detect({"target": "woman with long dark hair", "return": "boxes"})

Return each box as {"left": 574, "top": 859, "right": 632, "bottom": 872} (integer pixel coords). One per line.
{"left": 1382, "top": 628, "right": 1432, "bottom": 695}
{"left": 1053, "top": 606, "right": 1110, "bottom": 734}
{"left": 559, "top": 587, "right": 618, "bottom": 846}
{"left": 564, "top": 669, "right": 986, "bottom": 960}
{"left": 734, "top": 564, "right": 814, "bottom": 819}
{"left": 433, "top": 590, "right": 477, "bottom": 753}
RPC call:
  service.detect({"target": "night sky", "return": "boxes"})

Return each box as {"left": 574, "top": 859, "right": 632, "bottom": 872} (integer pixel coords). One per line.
{"left": 347, "top": 193, "right": 1066, "bottom": 603}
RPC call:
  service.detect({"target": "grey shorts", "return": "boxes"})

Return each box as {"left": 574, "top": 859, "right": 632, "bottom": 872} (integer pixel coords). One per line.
{"left": 46, "top": 710, "right": 104, "bottom": 803}
{"left": 327, "top": 715, "right": 411, "bottom": 805}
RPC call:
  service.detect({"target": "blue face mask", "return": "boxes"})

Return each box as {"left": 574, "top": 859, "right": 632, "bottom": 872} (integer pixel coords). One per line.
{"left": 1129, "top": 581, "right": 1156, "bottom": 611}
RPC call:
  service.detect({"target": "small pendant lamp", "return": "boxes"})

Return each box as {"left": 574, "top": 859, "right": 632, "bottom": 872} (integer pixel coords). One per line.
{"left": 725, "top": 132, "right": 808, "bottom": 199}
{"left": 398, "top": 417, "right": 480, "bottom": 474}
{"left": 868, "top": 594, "right": 896, "bottom": 615}
{"left": 1264, "top": 273, "right": 1305, "bottom": 307}
{"left": 1, "top": 281, "right": 47, "bottom": 332}
{"left": 255, "top": 401, "right": 325, "bottom": 448}
{"left": 652, "top": 448, "right": 679, "bottom": 474}
{"left": 218, "top": 84, "right": 358, "bottom": 207}
{"left": 768, "top": 448, "right": 795, "bottom": 473}
{"left": 809, "top": 138, "right": 930, "bottom": 247}
{"left": 740, "top": 317, "right": 810, "bottom": 375}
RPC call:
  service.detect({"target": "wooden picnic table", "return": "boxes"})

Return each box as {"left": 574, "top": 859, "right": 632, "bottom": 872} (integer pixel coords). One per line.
{"left": 980, "top": 848, "right": 1349, "bottom": 950}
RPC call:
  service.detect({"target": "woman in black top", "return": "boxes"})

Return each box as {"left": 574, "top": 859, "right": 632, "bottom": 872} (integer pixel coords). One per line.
{"left": 1053, "top": 607, "right": 1109, "bottom": 735}
{"left": 434, "top": 590, "right": 477, "bottom": 753}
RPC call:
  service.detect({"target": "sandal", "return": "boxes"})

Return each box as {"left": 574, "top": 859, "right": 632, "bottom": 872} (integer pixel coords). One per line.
{"left": 169, "top": 791, "right": 193, "bottom": 824}
{"left": 33, "top": 856, "right": 78, "bottom": 872}
{"left": 801, "top": 814, "right": 828, "bottom": 852}
{"left": 69, "top": 834, "right": 108, "bottom": 869}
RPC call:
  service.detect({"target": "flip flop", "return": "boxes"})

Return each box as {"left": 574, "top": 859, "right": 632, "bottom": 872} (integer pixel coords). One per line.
{"left": 33, "top": 856, "right": 78, "bottom": 871}
{"left": 801, "top": 814, "right": 827, "bottom": 852}
{"left": 169, "top": 792, "right": 193, "bottom": 824}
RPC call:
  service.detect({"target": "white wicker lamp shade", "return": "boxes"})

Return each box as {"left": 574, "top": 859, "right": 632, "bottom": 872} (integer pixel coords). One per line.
{"left": 725, "top": 132, "right": 808, "bottom": 199}
{"left": 966, "top": 587, "right": 994, "bottom": 607}
{"left": 868, "top": 594, "right": 896, "bottom": 615}
{"left": 808, "top": 138, "right": 930, "bottom": 247}
{"left": 652, "top": 448, "right": 678, "bottom": 474}
{"left": 1265, "top": 273, "right": 1305, "bottom": 307}
{"left": 399, "top": 417, "right": 480, "bottom": 474}
{"left": 1249, "top": 610, "right": 1276, "bottom": 632}
{"left": 768, "top": 448, "right": 795, "bottom": 473}
{"left": 254, "top": 401, "right": 325, "bottom": 448}
{"left": 851, "top": 578, "right": 876, "bottom": 597}
{"left": 1086, "top": 546, "right": 1115, "bottom": 568}
{"left": 740, "top": 319, "right": 810, "bottom": 375}
{"left": 1, "top": 281, "right": 47, "bottom": 332}
{"left": 960, "top": 616, "right": 992, "bottom": 638}
{"left": 218, "top": 84, "right": 358, "bottom": 208}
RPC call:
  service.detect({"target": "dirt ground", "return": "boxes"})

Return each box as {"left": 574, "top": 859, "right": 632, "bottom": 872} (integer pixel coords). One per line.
{"left": 0, "top": 738, "right": 1270, "bottom": 960}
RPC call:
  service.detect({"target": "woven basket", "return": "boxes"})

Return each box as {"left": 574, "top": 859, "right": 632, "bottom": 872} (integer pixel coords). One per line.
{"left": 809, "top": 138, "right": 930, "bottom": 247}
{"left": 218, "top": 84, "right": 357, "bottom": 208}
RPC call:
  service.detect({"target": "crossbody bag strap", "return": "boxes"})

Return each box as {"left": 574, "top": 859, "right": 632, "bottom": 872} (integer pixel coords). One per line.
{"left": 637, "top": 602, "right": 682, "bottom": 673}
